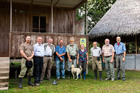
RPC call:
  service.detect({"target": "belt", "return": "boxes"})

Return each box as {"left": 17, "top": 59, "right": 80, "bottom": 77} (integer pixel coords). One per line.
{"left": 44, "top": 55, "right": 52, "bottom": 57}
{"left": 104, "top": 55, "right": 112, "bottom": 58}
{"left": 93, "top": 56, "right": 100, "bottom": 58}
{"left": 116, "top": 53, "right": 123, "bottom": 56}
{"left": 34, "top": 56, "right": 43, "bottom": 58}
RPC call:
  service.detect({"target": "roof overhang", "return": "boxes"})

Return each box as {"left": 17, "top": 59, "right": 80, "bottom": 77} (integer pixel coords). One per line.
{"left": 7, "top": 0, "right": 87, "bottom": 9}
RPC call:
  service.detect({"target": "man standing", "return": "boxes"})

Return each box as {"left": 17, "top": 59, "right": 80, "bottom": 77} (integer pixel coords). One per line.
{"left": 90, "top": 42, "right": 103, "bottom": 81}
{"left": 18, "top": 36, "right": 34, "bottom": 88}
{"left": 55, "top": 40, "right": 66, "bottom": 80}
{"left": 33, "top": 36, "right": 44, "bottom": 86}
{"left": 66, "top": 37, "right": 78, "bottom": 79}
{"left": 40, "top": 38, "right": 55, "bottom": 81}
{"left": 102, "top": 39, "right": 115, "bottom": 81}
{"left": 114, "top": 36, "right": 126, "bottom": 81}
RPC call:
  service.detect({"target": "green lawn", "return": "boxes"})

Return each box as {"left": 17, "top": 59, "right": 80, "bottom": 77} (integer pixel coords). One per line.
{"left": 1, "top": 69, "right": 140, "bottom": 93}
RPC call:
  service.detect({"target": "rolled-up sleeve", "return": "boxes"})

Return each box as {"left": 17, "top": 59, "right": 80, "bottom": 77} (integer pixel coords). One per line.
{"left": 123, "top": 44, "right": 126, "bottom": 51}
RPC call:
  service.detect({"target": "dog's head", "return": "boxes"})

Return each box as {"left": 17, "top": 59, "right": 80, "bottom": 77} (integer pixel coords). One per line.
{"left": 71, "top": 64, "right": 75, "bottom": 68}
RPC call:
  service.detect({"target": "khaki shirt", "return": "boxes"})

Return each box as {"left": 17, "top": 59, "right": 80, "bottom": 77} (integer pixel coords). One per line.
{"left": 19, "top": 43, "right": 34, "bottom": 57}
{"left": 66, "top": 44, "right": 78, "bottom": 56}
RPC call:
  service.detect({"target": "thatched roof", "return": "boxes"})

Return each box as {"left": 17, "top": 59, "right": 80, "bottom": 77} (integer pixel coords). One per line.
{"left": 89, "top": 0, "right": 140, "bottom": 39}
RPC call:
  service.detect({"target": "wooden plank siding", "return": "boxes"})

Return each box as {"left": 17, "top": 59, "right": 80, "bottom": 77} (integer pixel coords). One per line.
{"left": 0, "top": 2, "right": 78, "bottom": 57}
{"left": 10, "top": 32, "right": 89, "bottom": 57}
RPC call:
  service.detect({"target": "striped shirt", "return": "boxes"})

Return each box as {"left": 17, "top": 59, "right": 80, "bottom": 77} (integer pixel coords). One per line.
{"left": 102, "top": 44, "right": 115, "bottom": 57}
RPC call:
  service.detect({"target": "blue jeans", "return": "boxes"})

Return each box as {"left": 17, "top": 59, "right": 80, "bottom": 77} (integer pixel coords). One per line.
{"left": 56, "top": 59, "right": 65, "bottom": 78}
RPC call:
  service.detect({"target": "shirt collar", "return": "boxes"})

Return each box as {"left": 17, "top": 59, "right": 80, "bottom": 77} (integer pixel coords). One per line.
{"left": 37, "top": 43, "right": 42, "bottom": 46}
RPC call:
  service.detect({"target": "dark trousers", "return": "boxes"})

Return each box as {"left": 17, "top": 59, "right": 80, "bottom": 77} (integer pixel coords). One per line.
{"left": 34, "top": 56, "right": 43, "bottom": 83}
{"left": 79, "top": 61, "right": 86, "bottom": 72}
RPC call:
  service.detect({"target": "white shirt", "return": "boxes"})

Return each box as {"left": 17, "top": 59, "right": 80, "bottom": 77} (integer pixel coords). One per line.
{"left": 33, "top": 43, "right": 44, "bottom": 57}
{"left": 90, "top": 47, "right": 102, "bottom": 57}
{"left": 44, "top": 45, "right": 52, "bottom": 56}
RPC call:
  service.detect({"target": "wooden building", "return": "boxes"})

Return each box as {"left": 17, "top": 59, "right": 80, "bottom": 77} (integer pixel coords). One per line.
{"left": 89, "top": 0, "right": 140, "bottom": 70}
{"left": 0, "top": 0, "right": 88, "bottom": 90}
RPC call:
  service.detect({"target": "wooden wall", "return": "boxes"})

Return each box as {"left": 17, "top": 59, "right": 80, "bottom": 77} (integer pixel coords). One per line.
{"left": 0, "top": 2, "right": 10, "bottom": 57}
{"left": 0, "top": 2, "right": 77, "bottom": 57}
{"left": 10, "top": 32, "right": 89, "bottom": 58}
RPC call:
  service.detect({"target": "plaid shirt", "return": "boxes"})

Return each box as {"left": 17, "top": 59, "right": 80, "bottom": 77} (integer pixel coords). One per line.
{"left": 102, "top": 44, "right": 115, "bottom": 57}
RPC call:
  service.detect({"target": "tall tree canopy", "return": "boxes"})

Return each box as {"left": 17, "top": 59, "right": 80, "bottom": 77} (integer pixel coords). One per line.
{"left": 76, "top": 0, "right": 116, "bottom": 34}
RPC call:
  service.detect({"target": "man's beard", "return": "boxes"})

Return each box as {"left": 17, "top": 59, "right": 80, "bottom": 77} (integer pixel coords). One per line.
{"left": 117, "top": 41, "right": 120, "bottom": 43}
{"left": 60, "top": 44, "right": 63, "bottom": 46}
{"left": 70, "top": 43, "right": 74, "bottom": 45}
{"left": 105, "top": 43, "right": 109, "bottom": 45}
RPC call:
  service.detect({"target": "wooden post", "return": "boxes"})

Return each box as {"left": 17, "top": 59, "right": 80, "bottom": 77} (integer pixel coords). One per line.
{"left": 85, "top": 2, "right": 88, "bottom": 74}
{"left": 135, "top": 35, "right": 137, "bottom": 54}
{"left": 10, "top": 0, "right": 12, "bottom": 32}
{"left": 51, "top": 0, "right": 53, "bottom": 33}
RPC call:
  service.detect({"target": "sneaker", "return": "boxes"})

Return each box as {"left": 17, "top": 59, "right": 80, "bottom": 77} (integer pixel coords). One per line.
{"left": 35, "top": 83, "right": 40, "bottom": 86}
{"left": 105, "top": 78, "right": 111, "bottom": 80}
{"left": 61, "top": 77, "right": 65, "bottom": 79}
{"left": 122, "top": 77, "right": 125, "bottom": 81}
{"left": 57, "top": 77, "right": 60, "bottom": 80}
{"left": 111, "top": 78, "right": 115, "bottom": 81}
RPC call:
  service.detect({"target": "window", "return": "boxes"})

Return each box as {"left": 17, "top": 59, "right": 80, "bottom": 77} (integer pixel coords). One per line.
{"left": 33, "top": 16, "right": 46, "bottom": 32}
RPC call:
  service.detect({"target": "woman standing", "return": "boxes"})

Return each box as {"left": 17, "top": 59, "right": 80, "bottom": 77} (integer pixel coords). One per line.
{"left": 77, "top": 44, "right": 88, "bottom": 79}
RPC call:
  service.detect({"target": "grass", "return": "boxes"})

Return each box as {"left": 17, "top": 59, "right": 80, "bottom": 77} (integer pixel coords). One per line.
{"left": 1, "top": 69, "right": 140, "bottom": 93}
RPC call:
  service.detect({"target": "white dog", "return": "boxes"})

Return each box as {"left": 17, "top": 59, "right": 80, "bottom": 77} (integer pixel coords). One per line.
{"left": 71, "top": 64, "right": 83, "bottom": 80}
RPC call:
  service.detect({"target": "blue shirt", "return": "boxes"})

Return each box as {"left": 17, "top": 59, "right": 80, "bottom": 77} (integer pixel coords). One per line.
{"left": 33, "top": 43, "right": 44, "bottom": 57}
{"left": 114, "top": 42, "right": 126, "bottom": 54}
{"left": 55, "top": 45, "right": 66, "bottom": 60}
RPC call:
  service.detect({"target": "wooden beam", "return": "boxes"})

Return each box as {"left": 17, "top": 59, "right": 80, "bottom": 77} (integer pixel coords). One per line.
{"left": 51, "top": 0, "right": 53, "bottom": 33}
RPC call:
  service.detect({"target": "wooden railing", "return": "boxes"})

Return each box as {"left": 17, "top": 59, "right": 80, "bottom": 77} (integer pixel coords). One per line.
{"left": 9, "top": 32, "right": 89, "bottom": 57}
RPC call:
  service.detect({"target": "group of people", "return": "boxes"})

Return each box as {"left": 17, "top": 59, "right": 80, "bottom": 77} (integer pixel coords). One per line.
{"left": 18, "top": 36, "right": 88, "bottom": 88}
{"left": 18, "top": 35, "right": 126, "bottom": 89}
{"left": 91, "top": 37, "right": 126, "bottom": 81}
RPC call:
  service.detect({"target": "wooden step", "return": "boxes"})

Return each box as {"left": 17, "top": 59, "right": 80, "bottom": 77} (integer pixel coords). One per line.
{"left": 0, "top": 71, "right": 9, "bottom": 74}
{"left": 0, "top": 87, "right": 8, "bottom": 90}
{"left": 0, "top": 77, "right": 9, "bottom": 80}
{"left": 0, "top": 82, "right": 8, "bottom": 88}
{"left": 0, "top": 57, "right": 9, "bottom": 90}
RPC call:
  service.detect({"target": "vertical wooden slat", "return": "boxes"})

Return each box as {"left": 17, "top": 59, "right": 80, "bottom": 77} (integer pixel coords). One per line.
{"left": 10, "top": 0, "right": 12, "bottom": 32}
{"left": 51, "top": 0, "right": 53, "bottom": 33}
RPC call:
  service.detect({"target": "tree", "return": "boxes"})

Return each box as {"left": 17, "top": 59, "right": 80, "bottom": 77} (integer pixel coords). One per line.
{"left": 76, "top": 0, "right": 116, "bottom": 34}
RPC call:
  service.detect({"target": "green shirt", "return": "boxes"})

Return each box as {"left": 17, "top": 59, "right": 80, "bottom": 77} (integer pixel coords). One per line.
{"left": 66, "top": 44, "right": 78, "bottom": 56}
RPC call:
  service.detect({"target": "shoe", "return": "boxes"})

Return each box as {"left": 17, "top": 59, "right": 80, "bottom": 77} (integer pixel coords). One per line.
{"left": 19, "top": 78, "right": 23, "bottom": 89}
{"left": 122, "top": 77, "right": 125, "bottom": 81}
{"left": 99, "top": 71, "right": 103, "bottom": 81}
{"left": 28, "top": 76, "right": 34, "bottom": 86}
{"left": 35, "top": 83, "right": 40, "bottom": 86}
{"left": 105, "top": 78, "right": 111, "bottom": 80}
{"left": 111, "top": 78, "right": 115, "bottom": 81}
{"left": 61, "top": 77, "right": 65, "bottom": 79}
{"left": 57, "top": 77, "right": 60, "bottom": 80}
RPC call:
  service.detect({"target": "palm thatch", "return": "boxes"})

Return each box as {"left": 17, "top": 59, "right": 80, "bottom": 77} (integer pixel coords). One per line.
{"left": 89, "top": 0, "right": 140, "bottom": 39}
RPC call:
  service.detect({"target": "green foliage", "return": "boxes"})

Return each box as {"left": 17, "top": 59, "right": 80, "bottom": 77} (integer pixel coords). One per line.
{"left": 76, "top": 0, "right": 116, "bottom": 33}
